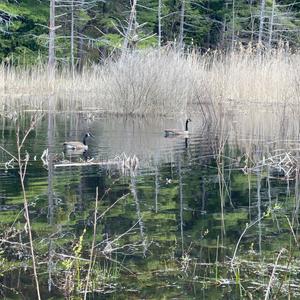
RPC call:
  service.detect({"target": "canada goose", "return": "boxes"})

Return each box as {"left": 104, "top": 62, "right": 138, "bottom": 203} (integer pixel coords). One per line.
{"left": 164, "top": 118, "right": 191, "bottom": 136}
{"left": 63, "top": 132, "right": 94, "bottom": 151}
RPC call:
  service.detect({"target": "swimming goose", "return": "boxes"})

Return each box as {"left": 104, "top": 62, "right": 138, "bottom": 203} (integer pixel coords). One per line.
{"left": 63, "top": 132, "right": 94, "bottom": 151}
{"left": 164, "top": 118, "right": 191, "bottom": 136}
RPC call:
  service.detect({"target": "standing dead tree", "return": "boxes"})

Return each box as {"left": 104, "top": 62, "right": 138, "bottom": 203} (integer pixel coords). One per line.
{"left": 178, "top": 0, "right": 185, "bottom": 51}
{"left": 53, "top": 0, "right": 105, "bottom": 71}
{"left": 258, "top": 0, "right": 266, "bottom": 46}
{"left": 49, "top": 0, "right": 56, "bottom": 76}
{"left": 122, "top": 0, "right": 138, "bottom": 55}
{"left": 70, "top": 0, "right": 75, "bottom": 79}
{"left": 266, "top": 1, "right": 299, "bottom": 48}
{"left": 117, "top": 0, "right": 156, "bottom": 57}
{"left": 231, "top": 0, "right": 235, "bottom": 51}
{"left": 268, "top": 0, "right": 276, "bottom": 48}
{"left": 158, "top": 0, "right": 162, "bottom": 50}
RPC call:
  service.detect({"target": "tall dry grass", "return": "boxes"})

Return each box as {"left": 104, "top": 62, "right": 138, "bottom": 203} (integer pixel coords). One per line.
{"left": 1, "top": 48, "right": 300, "bottom": 115}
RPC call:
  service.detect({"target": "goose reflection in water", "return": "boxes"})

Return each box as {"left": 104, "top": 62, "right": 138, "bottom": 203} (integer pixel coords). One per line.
{"left": 63, "top": 148, "right": 91, "bottom": 162}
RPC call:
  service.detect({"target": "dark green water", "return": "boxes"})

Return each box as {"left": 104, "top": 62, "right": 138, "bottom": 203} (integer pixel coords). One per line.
{"left": 1, "top": 112, "right": 300, "bottom": 299}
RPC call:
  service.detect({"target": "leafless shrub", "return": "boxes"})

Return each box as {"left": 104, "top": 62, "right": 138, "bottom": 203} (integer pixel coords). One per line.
{"left": 1, "top": 48, "right": 299, "bottom": 116}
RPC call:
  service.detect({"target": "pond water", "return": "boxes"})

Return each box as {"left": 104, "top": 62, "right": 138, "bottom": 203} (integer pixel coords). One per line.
{"left": 1, "top": 109, "right": 300, "bottom": 299}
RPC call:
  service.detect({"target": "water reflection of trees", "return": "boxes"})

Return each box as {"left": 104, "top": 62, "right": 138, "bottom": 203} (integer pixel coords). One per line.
{"left": 3, "top": 110, "right": 300, "bottom": 298}
{"left": 47, "top": 95, "right": 55, "bottom": 292}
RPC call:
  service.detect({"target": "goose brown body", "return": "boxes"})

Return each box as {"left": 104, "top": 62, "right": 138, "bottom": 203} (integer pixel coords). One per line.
{"left": 164, "top": 118, "right": 191, "bottom": 136}
{"left": 63, "top": 132, "right": 93, "bottom": 151}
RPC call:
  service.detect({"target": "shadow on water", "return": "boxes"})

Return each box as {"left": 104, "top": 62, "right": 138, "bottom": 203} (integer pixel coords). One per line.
{"left": 1, "top": 110, "right": 300, "bottom": 298}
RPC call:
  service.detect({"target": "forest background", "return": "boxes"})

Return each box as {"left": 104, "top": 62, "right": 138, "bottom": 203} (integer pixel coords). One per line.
{"left": 1, "top": 0, "right": 300, "bottom": 67}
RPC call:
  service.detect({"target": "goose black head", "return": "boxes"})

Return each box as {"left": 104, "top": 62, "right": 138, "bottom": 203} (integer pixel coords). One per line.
{"left": 85, "top": 132, "right": 94, "bottom": 138}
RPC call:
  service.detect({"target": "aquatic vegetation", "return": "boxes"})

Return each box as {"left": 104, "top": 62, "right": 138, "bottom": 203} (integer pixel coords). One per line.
{"left": 2, "top": 109, "right": 300, "bottom": 299}
{"left": 1, "top": 48, "right": 300, "bottom": 116}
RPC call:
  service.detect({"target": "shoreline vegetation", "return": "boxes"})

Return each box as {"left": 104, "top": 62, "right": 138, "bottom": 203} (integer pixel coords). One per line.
{"left": 2, "top": 47, "right": 300, "bottom": 299}
{"left": 3, "top": 0, "right": 300, "bottom": 297}
{"left": 1, "top": 47, "right": 299, "bottom": 116}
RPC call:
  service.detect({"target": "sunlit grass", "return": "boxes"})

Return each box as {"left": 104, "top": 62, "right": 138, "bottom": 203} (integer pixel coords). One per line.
{"left": 1, "top": 47, "right": 299, "bottom": 116}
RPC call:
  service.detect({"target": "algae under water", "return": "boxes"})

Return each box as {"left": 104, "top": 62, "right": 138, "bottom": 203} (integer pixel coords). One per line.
{"left": 1, "top": 110, "right": 300, "bottom": 299}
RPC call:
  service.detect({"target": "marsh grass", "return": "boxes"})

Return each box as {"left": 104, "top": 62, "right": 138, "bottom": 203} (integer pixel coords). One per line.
{"left": 2, "top": 47, "right": 300, "bottom": 298}
{"left": 1, "top": 48, "right": 300, "bottom": 116}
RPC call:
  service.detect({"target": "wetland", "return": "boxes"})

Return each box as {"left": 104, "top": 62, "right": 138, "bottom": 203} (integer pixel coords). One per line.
{"left": 1, "top": 104, "right": 300, "bottom": 299}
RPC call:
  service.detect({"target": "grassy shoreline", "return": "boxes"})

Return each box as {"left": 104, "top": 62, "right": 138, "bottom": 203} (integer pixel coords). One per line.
{"left": 1, "top": 49, "right": 299, "bottom": 115}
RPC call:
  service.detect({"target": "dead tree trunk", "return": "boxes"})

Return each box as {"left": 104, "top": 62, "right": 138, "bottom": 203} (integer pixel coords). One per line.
{"left": 268, "top": 0, "right": 276, "bottom": 48}
{"left": 220, "top": 1, "right": 228, "bottom": 49}
{"left": 231, "top": 0, "right": 235, "bottom": 51}
{"left": 158, "top": 0, "right": 162, "bottom": 50}
{"left": 70, "top": 0, "right": 75, "bottom": 79}
{"left": 249, "top": 0, "right": 255, "bottom": 43}
{"left": 258, "top": 0, "right": 266, "bottom": 46}
{"left": 77, "top": 0, "right": 85, "bottom": 72}
{"left": 122, "top": 0, "right": 137, "bottom": 56}
{"left": 48, "top": 0, "right": 56, "bottom": 76}
{"left": 178, "top": 0, "right": 185, "bottom": 51}
{"left": 77, "top": 34, "right": 84, "bottom": 72}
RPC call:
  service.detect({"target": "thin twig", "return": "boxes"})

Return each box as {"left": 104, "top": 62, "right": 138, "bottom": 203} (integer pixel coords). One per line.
{"left": 97, "top": 193, "right": 130, "bottom": 221}
{"left": 264, "top": 248, "right": 286, "bottom": 300}
{"left": 84, "top": 187, "right": 99, "bottom": 300}
{"left": 0, "top": 145, "right": 17, "bottom": 161}
{"left": 16, "top": 122, "right": 41, "bottom": 300}
{"left": 231, "top": 214, "right": 266, "bottom": 267}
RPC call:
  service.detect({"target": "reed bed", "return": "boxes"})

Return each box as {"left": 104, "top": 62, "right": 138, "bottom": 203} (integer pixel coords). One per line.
{"left": 1, "top": 48, "right": 300, "bottom": 115}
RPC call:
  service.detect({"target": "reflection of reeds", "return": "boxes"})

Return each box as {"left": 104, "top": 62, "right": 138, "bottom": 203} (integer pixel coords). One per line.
{"left": 16, "top": 115, "right": 41, "bottom": 300}
{"left": 1, "top": 48, "right": 299, "bottom": 116}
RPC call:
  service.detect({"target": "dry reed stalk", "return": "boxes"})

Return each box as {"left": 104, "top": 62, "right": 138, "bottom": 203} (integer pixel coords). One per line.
{"left": 16, "top": 116, "right": 41, "bottom": 300}
{"left": 84, "top": 187, "right": 99, "bottom": 300}
{"left": 231, "top": 212, "right": 267, "bottom": 267}
{"left": 1, "top": 48, "right": 299, "bottom": 116}
{"left": 264, "top": 248, "right": 286, "bottom": 300}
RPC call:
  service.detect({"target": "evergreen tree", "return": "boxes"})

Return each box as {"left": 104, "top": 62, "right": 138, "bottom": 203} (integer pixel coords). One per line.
{"left": 1, "top": 0, "right": 300, "bottom": 65}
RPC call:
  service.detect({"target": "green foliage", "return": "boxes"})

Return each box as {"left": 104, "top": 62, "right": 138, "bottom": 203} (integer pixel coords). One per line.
{"left": 0, "top": 0, "right": 48, "bottom": 64}
{"left": 1, "top": 0, "right": 300, "bottom": 64}
{"left": 96, "top": 34, "right": 123, "bottom": 50}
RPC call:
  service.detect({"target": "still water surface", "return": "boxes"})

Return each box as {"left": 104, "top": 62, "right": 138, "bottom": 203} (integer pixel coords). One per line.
{"left": 0, "top": 112, "right": 300, "bottom": 299}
